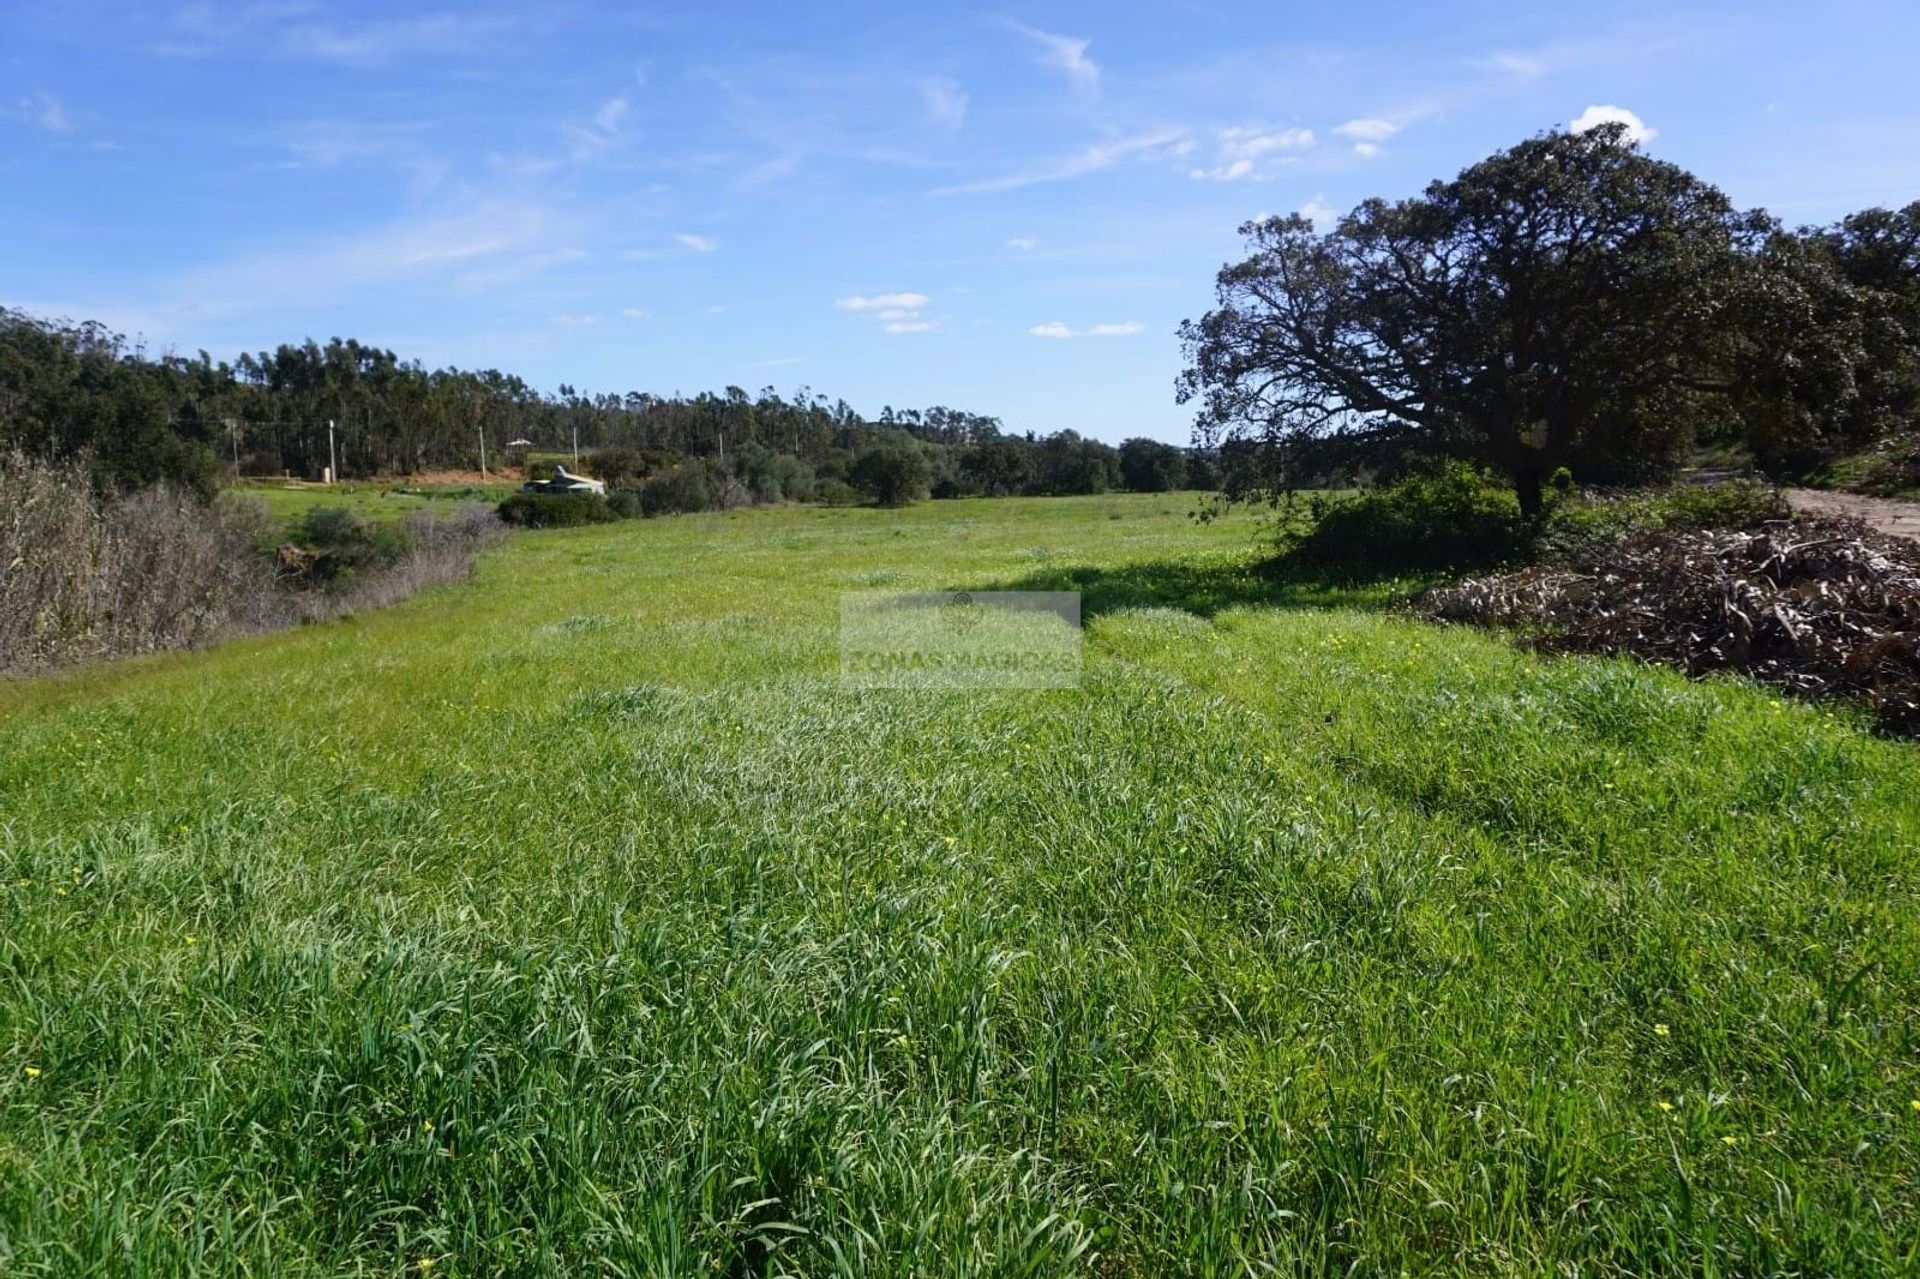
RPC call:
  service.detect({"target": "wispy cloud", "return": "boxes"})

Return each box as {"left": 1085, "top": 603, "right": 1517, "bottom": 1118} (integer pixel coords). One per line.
{"left": 1485, "top": 51, "right": 1547, "bottom": 81}
{"left": 620, "top": 307, "right": 649, "bottom": 318}
{"left": 281, "top": 14, "right": 507, "bottom": 68}
{"left": 1005, "top": 237, "right": 1038, "bottom": 251}
{"left": 676, "top": 233, "right": 718, "bottom": 253}
{"left": 562, "top": 90, "right": 638, "bottom": 162}
{"left": 1029, "top": 320, "right": 1142, "bottom": 339}
{"left": 270, "top": 118, "right": 448, "bottom": 190}
{"left": 883, "top": 319, "right": 939, "bottom": 333}
{"left": 1005, "top": 21, "right": 1099, "bottom": 94}
{"left": 932, "top": 127, "right": 1189, "bottom": 195}
{"left": 550, "top": 313, "right": 598, "bottom": 326}
{"left": 594, "top": 95, "right": 630, "bottom": 133}
{"left": 18, "top": 90, "right": 70, "bottom": 133}
{"left": 920, "top": 77, "right": 968, "bottom": 129}
{"left": 159, "top": 199, "right": 580, "bottom": 318}
{"left": 1571, "top": 103, "right": 1656, "bottom": 144}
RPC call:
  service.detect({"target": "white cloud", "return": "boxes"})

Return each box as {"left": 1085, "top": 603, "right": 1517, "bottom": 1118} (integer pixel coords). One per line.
{"left": 841, "top": 291, "right": 936, "bottom": 333}
{"left": 549, "top": 313, "right": 598, "bottom": 326}
{"left": 919, "top": 77, "right": 968, "bottom": 129}
{"left": 836, "top": 292, "right": 930, "bottom": 312}
{"left": 1029, "top": 320, "right": 1143, "bottom": 339}
{"left": 1334, "top": 117, "right": 1400, "bottom": 144}
{"left": 1352, "top": 142, "right": 1382, "bottom": 159}
{"left": 931, "top": 128, "right": 1189, "bottom": 195}
{"left": 1299, "top": 195, "right": 1338, "bottom": 232}
{"left": 1190, "top": 159, "right": 1254, "bottom": 182}
{"left": 1220, "top": 125, "right": 1314, "bottom": 159}
{"left": 1005, "top": 21, "right": 1099, "bottom": 93}
{"left": 19, "top": 90, "right": 70, "bottom": 133}
{"left": 706, "top": 304, "right": 727, "bottom": 314}
{"left": 594, "top": 95, "right": 630, "bottom": 133}
{"left": 676, "top": 233, "right": 718, "bottom": 253}
{"left": 620, "top": 307, "right": 649, "bottom": 318}
{"left": 1571, "top": 104, "right": 1656, "bottom": 144}
{"left": 1190, "top": 126, "right": 1313, "bottom": 181}
{"left": 1005, "top": 237, "right": 1038, "bottom": 251}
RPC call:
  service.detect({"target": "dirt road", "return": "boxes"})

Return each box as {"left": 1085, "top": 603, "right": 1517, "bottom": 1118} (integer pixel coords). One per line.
{"left": 1785, "top": 488, "right": 1920, "bottom": 543}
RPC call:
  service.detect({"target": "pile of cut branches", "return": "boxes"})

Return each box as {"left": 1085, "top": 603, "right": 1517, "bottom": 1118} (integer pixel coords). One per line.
{"left": 1419, "top": 516, "right": 1920, "bottom": 733}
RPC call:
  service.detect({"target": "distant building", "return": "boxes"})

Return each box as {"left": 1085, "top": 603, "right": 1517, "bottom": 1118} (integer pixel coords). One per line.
{"left": 522, "top": 464, "right": 606, "bottom": 496}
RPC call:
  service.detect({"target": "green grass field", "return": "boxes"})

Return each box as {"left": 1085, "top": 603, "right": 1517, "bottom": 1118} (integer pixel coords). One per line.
{"left": 225, "top": 478, "right": 518, "bottom": 526}
{"left": 3, "top": 494, "right": 1917, "bottom": 1275}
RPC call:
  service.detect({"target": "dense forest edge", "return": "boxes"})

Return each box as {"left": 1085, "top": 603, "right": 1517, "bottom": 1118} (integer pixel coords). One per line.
{"left": 0, "top": 305, "right": 1210, "bottom": 508}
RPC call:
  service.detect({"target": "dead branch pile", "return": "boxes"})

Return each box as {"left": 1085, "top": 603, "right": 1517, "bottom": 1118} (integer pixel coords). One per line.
{"left": 1420, "top": 516, "right": 1920, "bottom": 733}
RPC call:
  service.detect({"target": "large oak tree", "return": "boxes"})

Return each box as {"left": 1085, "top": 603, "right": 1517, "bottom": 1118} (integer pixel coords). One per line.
{"left": 1179, "top": 125, "right": 1763, "bottom": 514}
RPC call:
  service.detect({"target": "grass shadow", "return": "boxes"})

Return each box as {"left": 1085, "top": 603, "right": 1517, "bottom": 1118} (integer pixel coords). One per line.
{"left": 966, "top": 553, "right": 1437, "bottom": 623}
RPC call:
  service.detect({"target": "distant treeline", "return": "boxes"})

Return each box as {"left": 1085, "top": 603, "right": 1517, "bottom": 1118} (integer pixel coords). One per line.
{"left": 0, "top": 307, "right": 1214, "bottom": 502}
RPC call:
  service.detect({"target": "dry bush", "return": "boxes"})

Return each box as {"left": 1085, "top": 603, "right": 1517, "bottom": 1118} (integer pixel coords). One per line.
{"left": 296, "top": 503, "right": 505, "bottom": 623}
{"left": 2, "top": 453, "right": 505, "bottom": 674}
{"left": 1421, "top": 515, "right": 1920, "bottom": 733}
{"left": 1, "top": 453, "right": 279, "bottom": 672}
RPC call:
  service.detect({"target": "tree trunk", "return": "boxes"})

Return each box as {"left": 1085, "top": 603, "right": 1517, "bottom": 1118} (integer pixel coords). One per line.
{"left": 1514, "top": 466, "right": 1544, "bottom": 519}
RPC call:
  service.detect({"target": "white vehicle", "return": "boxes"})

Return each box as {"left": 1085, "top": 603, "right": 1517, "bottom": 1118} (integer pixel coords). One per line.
{"left": 523, "top": 464, "right": 606, "bottom": 496}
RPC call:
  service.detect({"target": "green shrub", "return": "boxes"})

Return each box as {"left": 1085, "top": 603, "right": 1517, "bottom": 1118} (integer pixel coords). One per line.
{"left": 607, "top": 488, "right": 644, "bottom": 519}
{"left": 814, "top": 479, "right": 861, "bottom": 506}
{"left": 1537, "top": 480, "right": 1789, "bottom": 562}
{"left": 638, "top": 467, "right": 711, "bottom": 517}
{"left": 1644, "top": 479, "right": 1789, "bottom": 530}
{"left": 295, "top": 505, "right": 405, "bottom": 579}
{"left": 1285, "top": 464, "right": 1527, "bottom": 575}
{"left": 496, "top": 492, "right": 618, "bottom": 528}
{"left": 300, "top": 506, "right": 368, "bottom": 551}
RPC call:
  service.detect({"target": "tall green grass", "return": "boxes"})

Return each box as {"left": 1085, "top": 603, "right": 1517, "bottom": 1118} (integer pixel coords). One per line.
{"left": 2, "top": 495, "right": 1916, "bottom": 1275}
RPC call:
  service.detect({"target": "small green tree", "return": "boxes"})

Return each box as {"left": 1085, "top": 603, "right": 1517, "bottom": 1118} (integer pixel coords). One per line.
{"left": 849, "top": 436, "right": 931, "bottom": 506}
{"left": 1118, "top": 438, "right": 1189, "bottom": 492}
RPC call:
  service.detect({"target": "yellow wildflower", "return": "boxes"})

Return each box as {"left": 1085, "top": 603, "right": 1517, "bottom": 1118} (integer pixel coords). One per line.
{"left": 1653, "top": 1023, "right": 1670, "bottom": 1037}
{"left": 1657, "top": 1100, "right": 1674, "bottom": 1113}
{"left": 1721, "top": 1135, "right": 1738, "bottom": 1147}
{"left": 24, "top": 1066, "right": 41, "bottom": 1079}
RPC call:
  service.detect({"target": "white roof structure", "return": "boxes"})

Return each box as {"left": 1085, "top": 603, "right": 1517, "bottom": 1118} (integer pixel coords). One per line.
{"left": 531, "top": 464, "right": 606, "bottom": 495}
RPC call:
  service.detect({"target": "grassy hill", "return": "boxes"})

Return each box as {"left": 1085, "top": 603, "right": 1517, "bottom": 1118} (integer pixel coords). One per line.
{"left": 2, "top": 494, "right": 1916, "bottom": 1275}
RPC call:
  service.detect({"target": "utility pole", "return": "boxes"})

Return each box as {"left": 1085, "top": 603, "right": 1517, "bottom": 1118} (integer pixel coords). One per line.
{"left": 571, "top": 425, "right": 579, "bottom": 468}
{"left": 229, "top": 418, "right": 240, "bottom": 473}
{"left": 477, "top": 426, "right": 488, "bottom": 480}
{"left": 327, "top": 418, "right": 337, "bottom": 485}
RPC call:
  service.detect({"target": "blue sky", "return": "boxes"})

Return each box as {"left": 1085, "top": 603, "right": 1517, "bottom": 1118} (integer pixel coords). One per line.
{"left": 5, "top": 1, "right": 1917, "bottom": 443}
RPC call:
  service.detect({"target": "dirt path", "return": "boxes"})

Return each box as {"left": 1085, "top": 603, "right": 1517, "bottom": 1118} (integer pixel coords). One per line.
{"left": 1786, "top": 487, "right": 1920, "bottom": 543}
